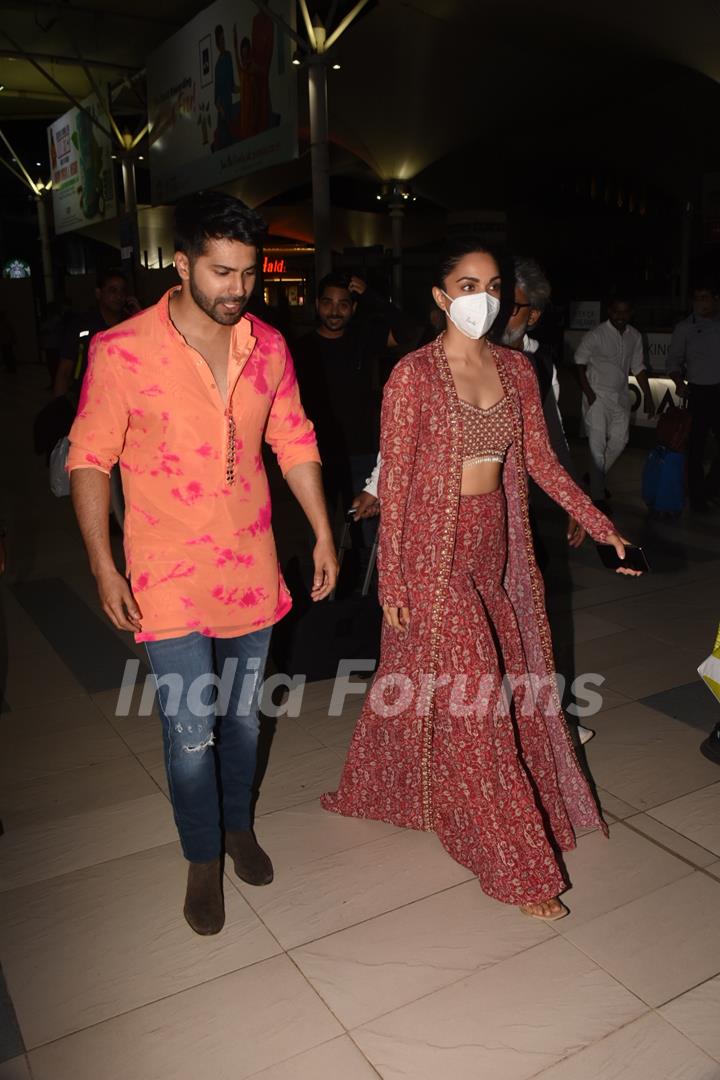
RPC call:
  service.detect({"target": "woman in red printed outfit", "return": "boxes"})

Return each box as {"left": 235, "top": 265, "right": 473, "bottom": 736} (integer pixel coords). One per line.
{"left": 322, "top": 240, "right": 642, "bottom": 919}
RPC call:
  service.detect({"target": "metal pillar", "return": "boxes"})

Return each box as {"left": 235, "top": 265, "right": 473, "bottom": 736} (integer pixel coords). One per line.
{"left": 120, "top": 153, "right": 140, "bottom": 285}
{"left": 308, "top": 60, "right": 332, "bottom": 284}
{"left": 389, "top": 199, "right": 404, "bottom": 306}
{"left": 35, "top": 194, "right": 55, "bottom": 305}
{"left": 679, "top": 201, "right": 693, "bottom": 305}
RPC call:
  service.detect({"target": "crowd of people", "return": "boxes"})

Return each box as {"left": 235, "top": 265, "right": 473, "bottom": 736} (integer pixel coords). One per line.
{"left": 16, "top": 190, "right": 717, "bottom": 935}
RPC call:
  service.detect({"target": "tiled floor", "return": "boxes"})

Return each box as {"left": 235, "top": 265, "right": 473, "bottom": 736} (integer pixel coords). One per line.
{"left": 2, "top": 363, "right": 720, "bottom": 1079}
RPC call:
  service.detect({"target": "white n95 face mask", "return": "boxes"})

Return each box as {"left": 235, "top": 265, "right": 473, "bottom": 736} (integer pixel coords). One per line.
{"left": 443, "top": 290, "right": 500, "bottom": 340}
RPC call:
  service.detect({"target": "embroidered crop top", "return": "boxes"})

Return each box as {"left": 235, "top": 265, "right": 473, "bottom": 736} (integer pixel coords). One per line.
{"left": 460, "top": 395, "right": 514, "bottom": 466}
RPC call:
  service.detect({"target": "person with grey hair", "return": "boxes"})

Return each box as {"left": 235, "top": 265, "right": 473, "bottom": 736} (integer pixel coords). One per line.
{"left": 492, "top": 256, "right": 595, "bottom": 746}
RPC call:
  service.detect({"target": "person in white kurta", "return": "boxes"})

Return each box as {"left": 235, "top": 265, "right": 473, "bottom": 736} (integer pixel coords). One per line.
{"left": 574, "top": 300, "right": 655, "bottom": 505}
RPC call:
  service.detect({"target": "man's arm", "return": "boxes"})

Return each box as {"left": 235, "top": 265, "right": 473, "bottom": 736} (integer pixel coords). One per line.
{"left": 668, "top": 323, "right": 688, "bottom": 394}
{"left": 284, "top": 462, "right": 338, "bottom": 601}
{"left": 71, "top": 469, "right": 142, "bottom": 632}
{"left": 349, "top": 276, "right": 419, "bottom": 351}
{"left": 575, "top": 364, "right": 596, "bottom": 405}
{"left": 573, "top": 329, "right": 597, "bottom": 405}
{"left": 635, "top": 369, "right": 655, "bottom": 417}
{"left": 629, "top": 333, "right": 655, "bottom": 417}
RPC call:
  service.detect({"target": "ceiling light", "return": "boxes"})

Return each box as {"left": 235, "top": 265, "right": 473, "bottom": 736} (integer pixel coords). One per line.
{"left": 332, "top": 63, "right": 341, "bottom": 70}
{"left": 138, "top": 155, "right": 144, "bottom": 160}
{"left": 35, "top": 161, "right": 42, "bottom": 167}
{"left": 0, "top": 85, "right": 5, "bottom": 92}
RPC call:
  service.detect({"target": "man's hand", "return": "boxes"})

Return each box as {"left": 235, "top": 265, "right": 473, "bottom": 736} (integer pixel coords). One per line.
{"left": 311, "top": 538, "right": 338, "bottom": 601}
{"left": 352, "top": 490, "right": 380, "bottom": 519}
{"left": 96, "top": 567, "right": 143, "bottom": 632}
{"left": 348, "top": 275, "right": 367, "bottom": 297}
{"left": 606, "top": 532, "right": 643, "bottom": 576}
{"left": 383, "top": 604, "right": 410, "bottom": 634}
{"left": 566, "top": 517, "right": 586, "bottom": 548}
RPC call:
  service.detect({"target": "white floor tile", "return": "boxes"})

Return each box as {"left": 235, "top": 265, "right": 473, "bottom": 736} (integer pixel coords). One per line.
{"left": 292, "top": 879, "right": 553, "bottom": 1028}
{"left": 247, "top": 1036, "right": 378, "bottom": 1079}
{"left": 0, "top": 843, "right": 281, "bottom": 1047}
{"left": 533, "top": 1011, "right": 719, "bottom": 1080}
{"left": 353, "top": 936, "right": 644, "bottom": 1080}
{"left": 556, "top": 822, "right": 693, "bottom": 930}
{"left": 584, "top": 703, "right": 719, "bottom": 810}
{"left": 233, "top": 828, "right": 473, "bottom": 949}
{"left": 648, "top": 783, "right": 720, "bottom": 857}
{"left": 27, "top": 956, "right": 341, "bottom": 1080}
{"left": 625, "top": 813, "right": 718, "bottom": 867}
{"left": 661, "top": 974, "right": 720, "bottom": 1063}
{"left": 565, "top": 872, "right": 720, "bottom": 1007}
{"left": 0, "top": 792, "right": 177, "bottom": 890}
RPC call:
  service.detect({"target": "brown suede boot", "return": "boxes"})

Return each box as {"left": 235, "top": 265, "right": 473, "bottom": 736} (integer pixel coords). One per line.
{"left": 183, "top": 858, "right": 225, "bottom": 935}
{"left": 225, "top": 829, "right": 274, "bottom": 885}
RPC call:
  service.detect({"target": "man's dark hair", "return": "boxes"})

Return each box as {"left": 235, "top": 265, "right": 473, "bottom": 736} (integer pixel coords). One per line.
{"left": 691, "top": 282, "right": 719, "bottom": 296}
{"left": 215, "top": 24, "right": 224, "bottom": 41}
{"left": 434, "top": 237, "right": 497, "bottom": 289}
{"left": 96, "top": 267, "right": 127, "bottom": 290}
{"left": 607, "top": 295, "right": 633, "bottom": 309}
{"left": 174, "top": 191, "right": 267, "bottom": 259}
{"left": 317, "top": 272, "right": 353, "bottom": 298}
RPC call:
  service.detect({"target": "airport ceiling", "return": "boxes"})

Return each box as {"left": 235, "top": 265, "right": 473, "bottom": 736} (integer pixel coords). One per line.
{"left": 1, "top": 0, "right": 720, "bottom": 211}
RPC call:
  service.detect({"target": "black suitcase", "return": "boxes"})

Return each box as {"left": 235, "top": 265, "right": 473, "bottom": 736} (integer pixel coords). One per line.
{"left": 270, "top": 513, "right": 381, "bottom": 683}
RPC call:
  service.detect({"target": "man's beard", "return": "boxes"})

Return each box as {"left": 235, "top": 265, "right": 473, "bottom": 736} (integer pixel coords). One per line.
{"left": 501, "top": 322, "right": 527, "bottom": 347}
{"left": 189, "top": 275, "right": 247, "bottom": 325}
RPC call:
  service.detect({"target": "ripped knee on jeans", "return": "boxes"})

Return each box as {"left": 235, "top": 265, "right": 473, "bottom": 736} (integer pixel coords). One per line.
{"left": 184, "top": 733, "right": 215, "bottom": 753}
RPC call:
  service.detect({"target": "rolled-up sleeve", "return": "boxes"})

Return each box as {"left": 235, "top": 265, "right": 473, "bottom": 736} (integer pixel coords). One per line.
{"left": 265, "top": 340, "right": 321, "bottom": 476}
{"left": 67, "top": 336, "right": 129, "bottom": 475}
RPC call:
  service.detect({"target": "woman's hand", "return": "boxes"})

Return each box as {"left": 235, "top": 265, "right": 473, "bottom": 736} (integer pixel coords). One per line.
{"left": 606, "top": 532, "right": 643, "bottom": 576}
{"left": 383, "top": 604, "right": 410, "bottom": 633}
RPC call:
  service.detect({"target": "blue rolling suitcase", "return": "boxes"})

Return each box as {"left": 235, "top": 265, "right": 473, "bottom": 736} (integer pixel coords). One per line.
{"left": 642, "top": 446, "right": 685, "bottom": 517}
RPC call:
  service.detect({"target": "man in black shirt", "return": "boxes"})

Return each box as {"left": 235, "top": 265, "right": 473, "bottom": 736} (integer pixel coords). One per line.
{"left": 53, "top": 268, "right": 139, "bottom": 399}
{"left": 293, "top": 272, "right": 416, "bottom": 521}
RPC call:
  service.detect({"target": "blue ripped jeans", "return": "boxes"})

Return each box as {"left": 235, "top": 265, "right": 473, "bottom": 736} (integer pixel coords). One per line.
{"left": 145, "top": 628, "right": 272, "bottom": 862}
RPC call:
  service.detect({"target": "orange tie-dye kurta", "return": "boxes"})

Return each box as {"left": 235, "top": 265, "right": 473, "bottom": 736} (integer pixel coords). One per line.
{"left": 68, "top": 289, "right": 320, "bottom": 643}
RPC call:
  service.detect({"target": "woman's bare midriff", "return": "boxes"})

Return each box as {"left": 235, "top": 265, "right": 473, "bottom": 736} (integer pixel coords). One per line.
{"left": 460, "top": 460, "right": 503, "bottom": 496}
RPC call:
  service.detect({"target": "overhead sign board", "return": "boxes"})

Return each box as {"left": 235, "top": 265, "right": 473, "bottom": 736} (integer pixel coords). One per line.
{"left": 148, "top": 0, "right": 298, "bottom": 203}
{"left": 47, "top": 94, "right": 117, "bottom": 236}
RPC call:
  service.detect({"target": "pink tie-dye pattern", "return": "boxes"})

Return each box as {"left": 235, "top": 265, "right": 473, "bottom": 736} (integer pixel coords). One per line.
{"left": 67, "top": 294, "right": 320, "bottom": 642}
{"left": 171, "top": 481, "right": 204, "bottom": 506}
{"left": 243, "top": 499, "right": 272, "bottom": 538}
{"left": 110, "top": 346, "right": 142, "bottom": 374}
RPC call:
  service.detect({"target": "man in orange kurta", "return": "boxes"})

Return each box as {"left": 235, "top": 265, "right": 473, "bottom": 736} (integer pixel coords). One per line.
{"left": 69, "top": 192, "right": 337, "bottom": 934}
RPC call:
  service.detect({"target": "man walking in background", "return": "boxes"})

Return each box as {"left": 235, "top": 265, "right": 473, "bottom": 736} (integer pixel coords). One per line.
{"left": 668, "top": 284, "right": 720, "bottom": 513}
{"left": 574, "top": 297, "right": 655, "bottom": 510}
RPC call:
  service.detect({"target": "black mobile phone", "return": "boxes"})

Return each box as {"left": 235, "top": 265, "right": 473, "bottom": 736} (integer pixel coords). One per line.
{"left": 596, "top": 543, "right": 650, "bottom": 573}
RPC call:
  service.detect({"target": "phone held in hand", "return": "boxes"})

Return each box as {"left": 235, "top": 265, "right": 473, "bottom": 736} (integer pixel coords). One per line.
{"left": 596, "top": 543, "right": 650, "bottom": 573}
